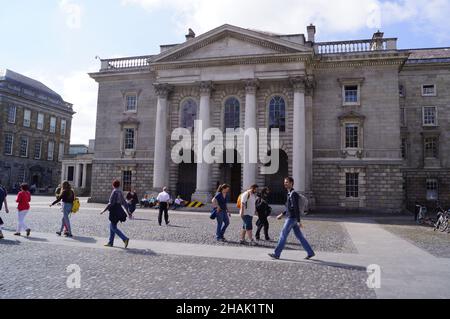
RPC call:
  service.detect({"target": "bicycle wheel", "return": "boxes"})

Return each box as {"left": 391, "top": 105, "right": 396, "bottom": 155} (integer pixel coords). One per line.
{"left": 440, "top": 219, "right": 449, "bottom": 232}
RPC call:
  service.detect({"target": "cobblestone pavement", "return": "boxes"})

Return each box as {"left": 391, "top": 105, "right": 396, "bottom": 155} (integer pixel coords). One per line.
{"left": 1, "top": 196, "right": 450, "bottom": 299}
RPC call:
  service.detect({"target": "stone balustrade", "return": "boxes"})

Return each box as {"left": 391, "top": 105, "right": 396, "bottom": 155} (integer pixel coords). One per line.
{"left": 315, "top": 38, "right": 397, "bottom": 54}
{"left": 100, "top": 55, "right": 153, "bottom": 71}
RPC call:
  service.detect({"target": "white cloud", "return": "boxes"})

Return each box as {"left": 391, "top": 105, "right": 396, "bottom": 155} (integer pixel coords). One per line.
{"left": 59, "top": 0, "right": 82, "bottom": 30}
{"left": 121, "top": 0, "right": 450, "bottom": 42}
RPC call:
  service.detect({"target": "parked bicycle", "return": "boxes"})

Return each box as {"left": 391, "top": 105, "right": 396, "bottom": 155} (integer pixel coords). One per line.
{"left": 416, "top": 203, "right": 450, "bottom": 233}
{"left": 434, "top": 204, "right": 450, "bottom": 233}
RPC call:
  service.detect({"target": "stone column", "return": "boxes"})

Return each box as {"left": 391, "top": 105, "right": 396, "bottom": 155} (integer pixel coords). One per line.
{"left": 192, "top": 81, "right": 214, "bottom": 203}
{"left": 243, "top": 79, "right": 258, "bottom": 190}
{"left": 81, "top": 163, "right": 87, "bottom": 188}
{"left": 74, "top": 163, "right": 80, "bottom": 188}
{"left": 291, "top": 77, "right": 307, "bottom": 193}
{"left": 152, "top": 84, "right": 171, "bottom": 190}
{"left": 61, "top": 164, "right": 66, "bottom": 184}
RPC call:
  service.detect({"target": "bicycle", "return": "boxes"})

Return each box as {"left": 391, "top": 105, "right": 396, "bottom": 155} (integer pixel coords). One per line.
{"left": 434, "top": 205, "right": 449, "bottom": 233}
{"left": 415, "top": 204, "right": 437, "bottom": 227}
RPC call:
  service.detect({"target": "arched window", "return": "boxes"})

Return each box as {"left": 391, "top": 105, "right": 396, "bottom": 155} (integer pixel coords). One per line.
{"left": 269, "top": 96, "right": 286, "bottom": 132}
{"left": 181, "top": 99, "right": 198, "bottom": 131}
{"left": 224, "top": 97, "right": 240, "bottom": 130}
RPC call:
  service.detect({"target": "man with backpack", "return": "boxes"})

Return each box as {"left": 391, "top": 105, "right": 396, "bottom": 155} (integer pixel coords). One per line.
{"left": 238, "top": 184, "right": 258, "bottom": 245}
{"left": 269, "top": 177, "right": 315, "bottom": 260}
{"left": 0, "top": 181, "right": 10, "bottom": 239}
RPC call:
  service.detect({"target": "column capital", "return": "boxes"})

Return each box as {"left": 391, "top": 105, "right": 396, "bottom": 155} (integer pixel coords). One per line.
{"left": 199, "top": 81, "right": 214, "bottom": 96}
{"left": 153, "top": 83, "right": 173, "bottom": 98}
{"left": 290, "top": 75, "right": 315, "bottom": 96}
{"left": 244, "top": 79, "right": 259, "bottom": 94}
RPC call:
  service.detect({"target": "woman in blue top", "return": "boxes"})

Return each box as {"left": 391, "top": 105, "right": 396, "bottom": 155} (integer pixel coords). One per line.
{"left": 212, "top": 184, "right": 231, "bottom": 242}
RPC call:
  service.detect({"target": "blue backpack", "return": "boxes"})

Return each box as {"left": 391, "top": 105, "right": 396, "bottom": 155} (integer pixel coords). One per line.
{"left": 0, "top": 186, "right": 6, "bottom": 211}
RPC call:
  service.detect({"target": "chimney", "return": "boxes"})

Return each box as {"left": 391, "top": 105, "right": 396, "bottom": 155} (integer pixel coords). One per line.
{"left": 307, "top": 24, "right": 316, "bottom": 43}
{"left": 185, "top": 28, "right": 196, "bottom": 41}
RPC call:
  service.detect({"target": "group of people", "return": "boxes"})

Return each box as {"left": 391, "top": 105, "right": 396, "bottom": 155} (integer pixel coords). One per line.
{"left": 212, "top": 177, "right": 315, "bottom": 260}
{"left": 0, "top": 176, "right": 315, "bottom": 260}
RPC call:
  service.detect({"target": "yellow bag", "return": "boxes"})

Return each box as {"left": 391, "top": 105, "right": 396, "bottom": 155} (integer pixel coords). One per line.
{"left": 236, "top": 191, "right": 250, "bottom": 209}
{"left": 71, "top": 198, "right": 80, "bottom": 213}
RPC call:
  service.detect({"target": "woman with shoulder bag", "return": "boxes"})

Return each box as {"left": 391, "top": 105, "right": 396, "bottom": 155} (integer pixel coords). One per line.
{"left": 211, "top": 184, "right": 231, "bottom": 242}
{"left": 50, "top": 181, "right": 75, "bottom": 238}
{"left": 101, "top": 180, "right": 130, "bottom": 248}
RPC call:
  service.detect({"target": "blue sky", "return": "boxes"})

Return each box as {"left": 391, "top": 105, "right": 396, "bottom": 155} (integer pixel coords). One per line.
{"left": 1, "top": 0, "right": 449, "bottom": 144}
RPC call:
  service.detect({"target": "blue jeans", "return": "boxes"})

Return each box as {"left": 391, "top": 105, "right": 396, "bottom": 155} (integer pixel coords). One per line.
{"left": 216, "top": 211, "right": 230, "bottom": 240}
{"left": 109, "top": 222, "right": 129, "bottom": 245}
{"left": 274, "top": 218, "right": 315, "bottom": 258}
{"left": 60, "top": 203, "right": 73, "bottom": 234}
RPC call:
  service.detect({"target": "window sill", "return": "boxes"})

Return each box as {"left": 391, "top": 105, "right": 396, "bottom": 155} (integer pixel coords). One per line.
{"left": 342, "top": 102, "right": 361, "bottom": 107}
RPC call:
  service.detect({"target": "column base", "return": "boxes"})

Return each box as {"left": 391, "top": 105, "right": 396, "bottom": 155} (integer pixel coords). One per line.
{"left": 191, "top": 191, "right": 212, "bottom": 204}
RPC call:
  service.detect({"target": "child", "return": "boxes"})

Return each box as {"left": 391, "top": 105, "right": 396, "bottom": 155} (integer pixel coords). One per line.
{"left": 0, "top": 182, "right": 10, "bottom": 239}
{"left": 14, "top": 183, "right": 32, "bottom": 237}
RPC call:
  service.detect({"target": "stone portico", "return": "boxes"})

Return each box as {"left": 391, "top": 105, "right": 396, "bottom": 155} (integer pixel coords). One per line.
{"left": 89, "top": 24, "right": 450, "bottom": 212}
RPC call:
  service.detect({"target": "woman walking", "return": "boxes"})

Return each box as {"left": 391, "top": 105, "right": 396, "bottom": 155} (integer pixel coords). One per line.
{"left": 14, "top": 183, "right": 32, "bottom": 237}
{"left": 212, "top": 184, "right": 231, "bottom": 242}
{"left": 101, "top": 180, "right": 130, "bottom": 248}
{"left": 50, "top": 181, "right": 75, "bottom": 238}
{"left": 255, "top": 187, "right": 272, "bottom": 241}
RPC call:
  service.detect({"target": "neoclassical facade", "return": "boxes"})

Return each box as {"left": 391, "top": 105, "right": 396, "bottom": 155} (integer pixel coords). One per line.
{"left": 89, "top": 24, "right": 450, "bottom": 212}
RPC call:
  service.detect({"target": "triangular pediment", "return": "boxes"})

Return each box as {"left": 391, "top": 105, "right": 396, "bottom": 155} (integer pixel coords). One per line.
{"left": 153, "top": 24, "right": 312, "bottom": 63}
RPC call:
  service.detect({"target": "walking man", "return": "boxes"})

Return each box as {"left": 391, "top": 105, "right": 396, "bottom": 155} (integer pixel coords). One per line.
{"left": 269, "top": 177, "right": 315, "bottom": 260}
{"left": 157, "top": 187, "right": 171, "bottom": 226}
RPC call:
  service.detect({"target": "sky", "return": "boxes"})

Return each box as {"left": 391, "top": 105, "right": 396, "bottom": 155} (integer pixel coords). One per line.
{"left": 1, "top": 0, "right": 449, "bottom": 144}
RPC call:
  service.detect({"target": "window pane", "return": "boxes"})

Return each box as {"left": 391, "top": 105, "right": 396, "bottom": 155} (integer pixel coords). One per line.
{"left": 122, "top": 171, "right": 132, "bottom": 192}
{"left": 424, "top": 137, "right": 438, "bottom": 158}
{"left": 346, "top": 173, "right": 359, "bottom": 198}
{"left": 423, "top": 85, "right": 435, "bottom": 95}
{"left": 224, "top": 97, "right": 240, "bottom": 129}
{"left": 269, "top": 96, "right": 286, "bottom": 132}
{"left": 34, "top": 141, "right": 42, "bottom": 160}
{"left": 50, "top": 117, "right": 56, "bottom": 133}
{"left": 345, "top": 124, "right": 359, "bottom": 148}
{"left": 8, "top": 106, "right": 16, "bottom": 123}
{"left": 401, "top": 138, "right": 407, "bottom": 159}
{"left": 4, "top": 134, "right": 13, "bottom": 155}
{"left": 24, "top": 110, "right": 31, "bottom": 127}
{"left": 124, "top": 128, "right": 135, "bottom": 150}
{"left": 423, "top": 107, "right": 436, "bottom": 126}
{"left": 126, "top": 95, "right": 137, "bottom": 111}
{"left": 48, "top": 141, "right": 54, "bottom": 160}
{"left": 20, "top": 137, "right": 28, "bottom": 157}
{"left": 61, "top": 120, "right": 66, "bottom": 135}
{"left": 37, "top": 113, "right": 44, "bottom": 130}
{"left": 345, "top": 85, "right": 359, "bottom": 103}
{"left": 59, "top": 142, "right": 65, "bottom": 161}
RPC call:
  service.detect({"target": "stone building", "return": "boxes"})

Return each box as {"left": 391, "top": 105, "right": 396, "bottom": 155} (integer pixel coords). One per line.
{"left": 61, "top": 140, "right": 94, "bottom": 196}
{"left": 89, "top": 24, "right": 449, "bottom": 212}
{"left": 0, "top": 69, "right": 73, "bottom": 192}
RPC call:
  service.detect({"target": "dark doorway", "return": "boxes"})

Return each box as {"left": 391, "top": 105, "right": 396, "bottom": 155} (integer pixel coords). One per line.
{"left": 220, "top": 150, "right": 241, "bottom": 202}
{"left": 265, "top": 150, "right": 289, "bottom": 205}
{"left": 176, "top": 151, "right": 197, "bottom": 201}
{"left": 32, "top": 175, "right": 39, "bottom": 186}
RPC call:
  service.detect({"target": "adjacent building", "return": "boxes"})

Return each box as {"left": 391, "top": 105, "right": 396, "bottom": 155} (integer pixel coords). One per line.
{"left": 61, "top": 140, "right": 94, "bottom": 196}
{"left": 89, "top": 24, "right": 449, "bottom": 211}
{"left": 0, "top": 69, "right": 74, "bottom": 192}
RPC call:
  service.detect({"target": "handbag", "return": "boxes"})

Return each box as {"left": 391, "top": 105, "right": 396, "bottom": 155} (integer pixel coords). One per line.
{"left": 109, "top": 203, "right": 127, "bottom": 223}
{"left": 210, "top": 207, "right": 217, "bottom": 220}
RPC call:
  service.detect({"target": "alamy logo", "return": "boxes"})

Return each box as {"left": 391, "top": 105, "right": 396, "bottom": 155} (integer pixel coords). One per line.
{"left": 366, "top": 264, "right": 381, "bottom": 289}
{"left": 66, "top": 264, "right": 81, "bottom": 289}
{"left": 171, "top": 120, "right": 281, "bottom": 174}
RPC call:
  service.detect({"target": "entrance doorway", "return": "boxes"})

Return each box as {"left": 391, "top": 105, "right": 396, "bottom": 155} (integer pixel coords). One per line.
{"left": 220, "top": 150, "right": 241, "bottom": 202}
{"left": 176, "top": 151, "right": 197, "bottom": 201}
{"left": 265, "top": 150, "right": 289, "bottom": 205}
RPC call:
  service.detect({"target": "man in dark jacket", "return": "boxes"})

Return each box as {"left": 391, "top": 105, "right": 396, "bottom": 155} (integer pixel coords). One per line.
{"left": 255, "top": 187, "right": 272, "bottom": 241}
{"left": 269, "top": 177, "right": 315, "bottom": 260}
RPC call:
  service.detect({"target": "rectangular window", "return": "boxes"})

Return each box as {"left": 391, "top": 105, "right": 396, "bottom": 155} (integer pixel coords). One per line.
{"left": 346, "top": 173, "right": 359, "bottom": 198}
{"left": 400, "top": 107, "right": 406, "bottom": 127}
{"left": 422, "top": 84, "right": 436, "bottom": 96}
{"left": 401, "top": 138, "right": 407, "bottom": 159}
{"left": 423, "top": 107, "right": 437, "bottom": 126}
{"left": 17, "top": 168, "right": 26, "bottom": 184}
{"left": 4, "top": 134, "right": 14, "bottom": 155}
{"left": 61, "top": 119, "right": 67, "bottom": 136}
{"left": 48, "top": 141, "right": 54, "bottom": 160}
{"left": 67, "top": 166, "right": 74, "bottom": 182}
{"left": 8, "top": 105, "right": 17, "bottom": 123}
{"left": 344, "top": 85, "right": 359, "bottom": 103}
{"left": 345, "top": 124, "right": 359, "bottom": 148}
{"left": 50, "top": 117, "right": 57, "bottom": 133}
{"left": 37, "top": 113, "right": 45, "bottom": 130}
{"left": 122, "top": 171, "right": 132, "bottom": 192}
{"left": 58, "top": 142, "right": 65, "bottom": 161}
{"left": 20, "top": 137, "right": 29, "bottom": 157}
{"left": 34, "top": 141, "right": 42, "bottom": 160}
{"left": 426, "top": 179, "right": 439, "bottom": 201}
{"left": 126, "top": 95, "right": 137, "bottom": 111}
{"left": 424, "top": 137, "right": 438, "bottom": 158}
{"left": 124, "top": 128, "right": 135, "bottom": 150}
{"left": 23, "top": 110, "right": 31, "bottom": 127}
